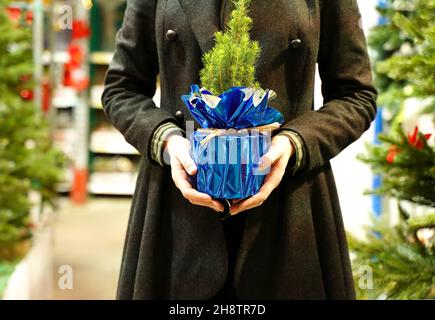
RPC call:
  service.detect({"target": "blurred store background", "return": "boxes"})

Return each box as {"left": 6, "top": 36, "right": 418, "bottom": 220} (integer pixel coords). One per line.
{"left": 0, "top": 0, "right": 433, "bottom": 300}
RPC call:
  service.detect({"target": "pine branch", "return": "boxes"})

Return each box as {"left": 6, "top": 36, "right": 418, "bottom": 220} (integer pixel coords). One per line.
{"left": 358, "top": 128, "right": 435, "bottom": 207}
{"left": 375, "top": 0, "right": 435, "bottom": 110}
{"left": 200, "top": 0, "right": 261, "bottom": 94}
{"left": 348, "top": 213, "right": 435, "bottom": 300}
{"left": 367, "top": 0, "right": 410, "bottom": 113}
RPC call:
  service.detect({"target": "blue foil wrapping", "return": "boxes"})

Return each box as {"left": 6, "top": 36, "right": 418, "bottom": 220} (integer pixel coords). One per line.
{"left": 191, "top": 131, "right": 269, "bottom": 199}
{"left": 182, "top": 85, "right": 284, "bottom": 199}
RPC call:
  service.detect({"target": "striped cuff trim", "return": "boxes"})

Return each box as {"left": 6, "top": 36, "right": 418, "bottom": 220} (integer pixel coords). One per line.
{"left": 278, "top": 130, "right": 304, "bottom": 174}
{"left": 151, "top": 122, "right": 184, "bottom": 166}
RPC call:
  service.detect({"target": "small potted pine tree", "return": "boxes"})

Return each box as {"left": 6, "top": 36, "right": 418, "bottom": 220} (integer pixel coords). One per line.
{"left": 182, "top": 0, "right": 283, "bottom": 206}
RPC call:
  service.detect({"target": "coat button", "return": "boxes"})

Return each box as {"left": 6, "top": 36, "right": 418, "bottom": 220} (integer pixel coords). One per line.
{"left": 166, "top": 29, "right": 178, "bottom": 41}
{"left": 175, "top": 110, "right": 184, "bottom": 121}
{"left": 290, "top": 38, "right": 302, "bottom": 49}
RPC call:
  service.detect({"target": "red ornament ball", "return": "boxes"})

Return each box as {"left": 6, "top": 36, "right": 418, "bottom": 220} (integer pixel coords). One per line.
{"left": 20, "top": 89, "right": 34, "bottom": 100}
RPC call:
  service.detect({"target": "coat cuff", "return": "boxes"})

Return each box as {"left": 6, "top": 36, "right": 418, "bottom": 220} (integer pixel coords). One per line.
{"left": 151, "top": 122, "right": 185, "bottom": 166}
{"left": 277, "top": 130, "right": 304, "bottom": 175}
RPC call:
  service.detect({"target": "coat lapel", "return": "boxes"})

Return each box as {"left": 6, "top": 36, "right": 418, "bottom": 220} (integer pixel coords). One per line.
{"left": 178, "top": 0, "right": 221, "bottom": 53}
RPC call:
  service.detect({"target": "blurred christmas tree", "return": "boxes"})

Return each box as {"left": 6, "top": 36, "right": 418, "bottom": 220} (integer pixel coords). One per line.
{"left": 375, "top": 0, "right": 435, "bottom": 114}
{"left": 368, "top": 0, "right": 410, "bottom": 117}
{"left": 0, "top": 1, "right": 65, "bottom": 260}
{"left": 349, "top": 0, "right": 435, "bottom": 300}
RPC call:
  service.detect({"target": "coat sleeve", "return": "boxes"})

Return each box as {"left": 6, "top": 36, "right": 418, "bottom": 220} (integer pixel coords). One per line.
{"left": 101, "top": 0, "right": 177, "bottom": 162}
{"left": 281, "top": 0, "right": 378, "bottom": 174}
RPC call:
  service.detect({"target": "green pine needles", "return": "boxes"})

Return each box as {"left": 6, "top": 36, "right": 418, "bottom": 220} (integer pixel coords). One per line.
{"left": 348, "top": 211, "right": 435, "bottom": 300}
{"left": 200, "top": 0, "right": 261, "bottom": 94}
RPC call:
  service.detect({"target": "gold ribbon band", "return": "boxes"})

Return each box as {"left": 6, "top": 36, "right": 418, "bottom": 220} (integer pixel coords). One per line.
{"left": 197, "top": 122, "right": 282, "bottom": 146}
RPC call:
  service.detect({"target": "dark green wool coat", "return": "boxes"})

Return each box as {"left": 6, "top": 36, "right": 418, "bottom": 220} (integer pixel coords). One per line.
{"left": 102, "top": 0, "right": 377, "bottom": 299}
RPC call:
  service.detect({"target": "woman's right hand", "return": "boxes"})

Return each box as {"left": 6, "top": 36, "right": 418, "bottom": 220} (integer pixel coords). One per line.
{"left": 164, "top": 135, "right": 224, "bottom": 213}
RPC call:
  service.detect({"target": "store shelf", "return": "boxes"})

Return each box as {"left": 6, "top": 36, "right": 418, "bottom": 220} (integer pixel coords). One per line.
{"left": 90, "top": 85, "right": 104, "bottom": 109}
{"left": 91, "top": 103, "right": 103, "bottom": 109}
{"left": 90, "top": 85, "right": 161, "bottom": 109}
{"left": 52, "top": 87, "right": 78, "bottom": 108}
{"left": 53, "top": 128, "right": 76, "bottom": 154}
{"left": 54, "top": 165, "right": 74, "bottom": 193}
{"left": 90, "top": 129, "right": 139, "bottom": 155}
{"left": 88, "top": 171, "right": 137, "bottom": 196}
{"left": 42, "top": 50, "right": 70, "bottom": 65}
{"left": 90, "top": 51, "right": 114, "bottom": 65}
{"left": 55, "top": 180, "right": 72, "bottom": 193}
{"left": 87, "top": 2, "right": 133, "bottom": 197}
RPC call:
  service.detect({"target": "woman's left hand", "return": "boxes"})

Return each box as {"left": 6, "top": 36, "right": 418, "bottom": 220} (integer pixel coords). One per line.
{"left": 230, "top": 134, "right": 295, "bottom": 216}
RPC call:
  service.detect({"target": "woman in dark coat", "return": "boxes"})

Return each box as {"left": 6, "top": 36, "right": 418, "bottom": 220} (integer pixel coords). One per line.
{"left": 102, "top": 0, "right": 377, "bottom": 300}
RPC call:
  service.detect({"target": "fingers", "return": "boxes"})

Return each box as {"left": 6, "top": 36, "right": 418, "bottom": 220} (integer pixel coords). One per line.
{"left": 231, "top": 155, "right": 288, "bottom": 216}
{"left": 262, "top": 156, "right": 288, "bottom": 191}
{"left": 230, "top": 190, "right": 268, "bottom": 216}
{"left": 174, "top": 145, "right": 197, "bottom": 176}
{"left": 259, "top": 144, "right": 283, "bottom": 173}
{"left": 172, "top": 170, "right": 224, "bottom": 212}
{"left": 230, "top": 167, "right": 281, "bottom": 215}
{"left": 166, "top": 136, "right": 197, "bottom": 175}
{"left": 184, "top": 188, "right": 224, "bottom": 212}
{"left": 167, "top": 137, "right": 223, "bottom": 212}
{"left": 260, "top": 135, "right": 293, "bottom": 172}
{"left": 177, "top": 152, "right": 197, "bottom": 176}
{"left": 171, "top": 158, "right": 224, "bottom": 212}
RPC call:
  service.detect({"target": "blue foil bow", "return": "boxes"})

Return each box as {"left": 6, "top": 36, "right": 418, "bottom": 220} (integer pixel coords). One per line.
{"left": 182, "top": 85, "right": 284, "bottom": 199}
{"left": 182, "top": 85, "right": 284, "bottom": 129}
